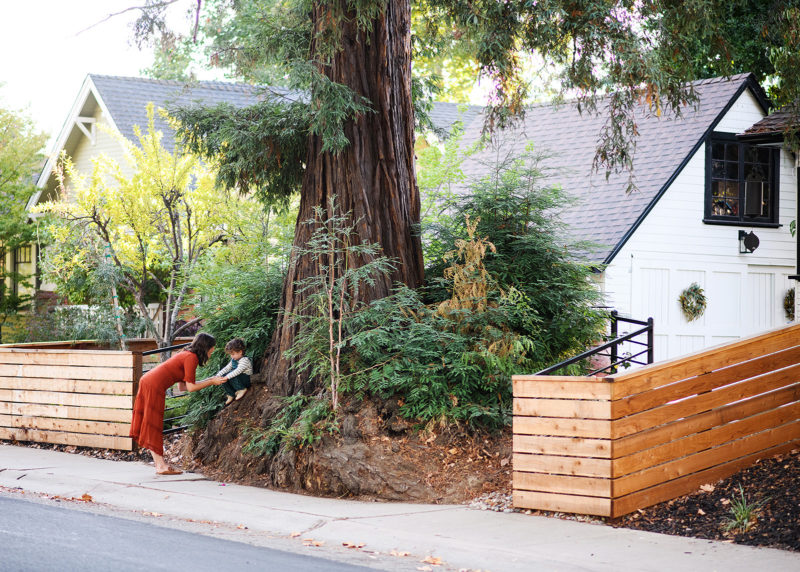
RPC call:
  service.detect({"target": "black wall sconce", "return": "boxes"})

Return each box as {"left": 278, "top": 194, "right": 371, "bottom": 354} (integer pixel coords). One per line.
{"left": 739, "top": 230, "right": 760, "bottom": 254}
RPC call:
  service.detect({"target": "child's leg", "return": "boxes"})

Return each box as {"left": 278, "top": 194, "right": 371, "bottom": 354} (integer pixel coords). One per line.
{"left": 229, "top": 374, "right": 250, "bottom": 392}
{"left": 221, "top": 380, "right": 236, "bottom": 397}
{"left": 230, "top": 374, "right": 251, "bottom": 400}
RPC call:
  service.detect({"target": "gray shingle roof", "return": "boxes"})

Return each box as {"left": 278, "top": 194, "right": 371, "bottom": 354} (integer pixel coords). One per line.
{"left": 90, "top": 75, "right": 469, "bottom": 151}
{"left": 739, "top": 105, "right": 798, "bottom": 142}
{"left": 457, "top": 74, "right": 762, "bottom": 264}
{"left": 425, "top": 101, "right": 482, "bottom": 137}
{"left": 90, "top": 75, "right": 284, "bottom": 152}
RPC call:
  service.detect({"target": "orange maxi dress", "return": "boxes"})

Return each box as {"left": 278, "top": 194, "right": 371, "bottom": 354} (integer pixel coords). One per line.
{"left": 130, "top": 351, "right": 198, "bottom": 455}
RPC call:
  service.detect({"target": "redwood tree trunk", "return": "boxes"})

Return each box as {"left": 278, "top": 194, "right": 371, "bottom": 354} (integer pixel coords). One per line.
{"left": 265, "top": 1, "right": 423, "bottom": 396}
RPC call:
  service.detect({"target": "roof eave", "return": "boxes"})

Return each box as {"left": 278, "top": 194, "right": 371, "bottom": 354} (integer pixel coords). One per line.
{"left": 27, "top": 75, "right": 121, "bottom": 212}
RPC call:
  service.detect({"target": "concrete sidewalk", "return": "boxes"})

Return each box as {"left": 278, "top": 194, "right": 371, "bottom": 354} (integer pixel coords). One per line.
{"left": 1, "top": 444, "right": 798, "bottom": 572}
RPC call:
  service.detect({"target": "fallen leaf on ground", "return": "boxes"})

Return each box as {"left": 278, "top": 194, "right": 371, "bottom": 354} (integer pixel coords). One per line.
{"left": 720, "top": 498, "right": 730, "bottom": 506}
{"left": 421, "top": 555, "right": 443, "bottom": 565}
{"left": 303, "top": 539, "right": 325, "bottom": 547}
{"left": 80, "top": 493, "right": 93, "bottom": 502}
{"left": 143, "top": 512, "right": 163, "bottom": 517}
{"left": 289, "top": 532, "right": 301, "bottom": 538}
{"left": 237, "top": 524, "right": 247, "bottom": 530}
{"left": 697, "top": 509, "right": 706, "bottom": 516}
{"left": 342, "top": 542, "right": 365, "bottom": 549}
{"left": 699, "top": 484, "right": 715, "bottom": 493}
{"left": 390, "top": 550, "right": 411, "bottom": 557}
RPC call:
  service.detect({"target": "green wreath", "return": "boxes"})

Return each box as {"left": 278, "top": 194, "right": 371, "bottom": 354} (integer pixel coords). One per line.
{"left": 679, "top": 283, "right": 707, "bottom": 322}
{"left": 784, "top": 288, "right": 795, "bottom": 321}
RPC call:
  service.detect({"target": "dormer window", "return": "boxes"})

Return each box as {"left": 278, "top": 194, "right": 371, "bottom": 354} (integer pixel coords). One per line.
{"left": 704, "top": 132, "right": 779, "bottom": 226}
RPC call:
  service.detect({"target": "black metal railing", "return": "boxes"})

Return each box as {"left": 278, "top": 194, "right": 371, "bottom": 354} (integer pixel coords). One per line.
{"left": 142, "top": 343, "right": 191, "bottom": 435}
{"left": 536, "top": 310, "right": 654, "bottom": 376}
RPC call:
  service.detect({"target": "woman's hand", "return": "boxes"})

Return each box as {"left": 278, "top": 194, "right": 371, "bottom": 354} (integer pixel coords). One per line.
{"left": 210, "top": 376, "right": 227, "bottom": 385}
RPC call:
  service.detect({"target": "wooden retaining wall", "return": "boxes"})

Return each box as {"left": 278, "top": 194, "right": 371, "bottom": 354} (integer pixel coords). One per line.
{"left": 512, "top": 322, "right": 800, "bottom": 517}
{"left": 0, "top": 338, "right": 191, "bottom": 451}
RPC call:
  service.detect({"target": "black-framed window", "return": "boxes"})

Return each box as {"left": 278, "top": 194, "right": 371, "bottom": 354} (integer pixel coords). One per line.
{"left": 705, "top": 133, "right": 779, "bottom": 226}
{"left": 15, "top": 245, "right": 31, "bottom": 264}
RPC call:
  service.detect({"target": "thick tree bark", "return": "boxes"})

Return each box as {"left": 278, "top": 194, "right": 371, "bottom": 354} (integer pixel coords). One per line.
{"left": 264, "top": 1, "right": 423, "bottom": 396}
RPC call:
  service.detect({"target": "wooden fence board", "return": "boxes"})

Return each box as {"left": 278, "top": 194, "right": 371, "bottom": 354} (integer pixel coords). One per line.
{"left": 513, "top": 378, "right": 611, "bottom": 399}
{"left": 611, "top": 346, "right": 800, "bottom": 418}
{"left": 0, "top": 363, "right": 134, "bottom": 382}
{"left": 611, "top": 440, "right": 800, "bottom": 518}
{"left": 610, "top": 323, "right": 800, "bottom": 390}
{"left": 0, "top": 349, "right": 134, "bottom": 368}
{"left": 514, "top": 434, "right": 612, "bottom": 458}
{"left": 0, "top": 376, "right": 133, "bottom": 395}
{"left": 513, "top": 416, "right": 612, "bottom": 439}
{"left": 513, "top": 453, "right": 611, "bottom": 477}
{"left": 613, "top": 385, "right": 800, "bottom": 457}
{"left": 513, "top": 490, "right": 611, "bottom": 516}
{"left": 613, "top": 420, "right": 800, "bottom": 496}
{"left": 611, "top": 367, "right": 800, "bottom": 437}
{"left": 514, "top": 398, "right": 610, "bottom": 419}
{"left": 0, "top": 389, "right": 132, "bottom": 410}
{"left": 0, "top": 414, "right": 130, "bottom": 437}
{"left": 0, "top": 401, "right": 132, "bottom": 423}
{"left": 612, "top": 402, "right": 800, "bottom": 477}
{"left": 0, "top": 427, "right": 132, "bottom": 450}
{"left": 513, "top": 471, "right": 612, "bottom": 497}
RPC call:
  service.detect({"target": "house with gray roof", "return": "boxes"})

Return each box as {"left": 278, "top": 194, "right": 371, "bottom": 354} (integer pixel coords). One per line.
{"left": 457, "top": 73, "right": 798, "bottom": 361}
{"left": 22, "top": 73, "right": 797, "bottom": 362}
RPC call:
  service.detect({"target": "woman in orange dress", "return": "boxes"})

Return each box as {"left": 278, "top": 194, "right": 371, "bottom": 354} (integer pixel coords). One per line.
{"left": 130, "top": 333, "right": 226, "bottom": 475}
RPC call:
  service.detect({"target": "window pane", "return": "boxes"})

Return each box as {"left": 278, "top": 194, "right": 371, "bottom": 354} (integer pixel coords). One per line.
{"left": 712, "top": 160, "right": 725, "bottom": 178}
{"left": 758, "top": 148, "right": 771, "bottom": 163}
{"left": 711, "top": 180, "right": 722, "bottom": 197}
{"left": 745, "top": 181, "right": 767, "bottom": 217}
{"left": 745, "top": 161, "right": 768, "bottom": 182}
{"left": 725, "top": 144, "right": 739, "bottom": 161}
{"left": 726, "top": 181, "right": 739, "bottom": 199}
{"left": 726, "top": 161, "right": 739, "bottom": 179}
{"left": 712, "top": 142, "right": 725, "bottom": 160}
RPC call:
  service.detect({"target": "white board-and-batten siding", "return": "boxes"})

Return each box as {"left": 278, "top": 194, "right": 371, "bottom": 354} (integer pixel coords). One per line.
{"left": 602, "top": 88, "right": 797, "bottom": 362}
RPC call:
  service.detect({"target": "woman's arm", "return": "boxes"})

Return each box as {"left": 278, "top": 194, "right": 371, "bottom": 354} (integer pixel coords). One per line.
{"left": 185, "top": 377, "right": 224, "bottom": 392}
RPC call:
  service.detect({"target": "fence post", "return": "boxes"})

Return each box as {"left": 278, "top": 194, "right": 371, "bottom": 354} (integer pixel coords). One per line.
{"left": 610, "top": 310, "right": 618, "bottom": 374}
{"left": 647, "top": 317, "right": 654, "bottom": 364}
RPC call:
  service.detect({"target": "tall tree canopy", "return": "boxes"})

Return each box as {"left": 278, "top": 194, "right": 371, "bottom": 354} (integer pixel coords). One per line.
{"left": 129, "top": 0, "right": 800, "bottom": 397}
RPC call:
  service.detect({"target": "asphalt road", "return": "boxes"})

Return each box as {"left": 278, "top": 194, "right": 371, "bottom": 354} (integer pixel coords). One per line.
{"left": 0, "top": 496, "right": 371, "bottom": 572}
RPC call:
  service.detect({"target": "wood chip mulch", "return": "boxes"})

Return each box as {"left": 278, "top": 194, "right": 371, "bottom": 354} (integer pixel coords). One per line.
{"left": 612, "top": 448, "right": 800, "bottom": 552}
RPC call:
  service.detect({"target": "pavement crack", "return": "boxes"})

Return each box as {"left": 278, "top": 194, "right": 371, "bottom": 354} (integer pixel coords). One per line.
{"left": 300, "top": 519, "right": 329, "bottom": 535}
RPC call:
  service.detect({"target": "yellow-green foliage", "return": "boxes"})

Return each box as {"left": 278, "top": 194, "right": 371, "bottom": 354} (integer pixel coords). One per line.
{"left": 34, "top": 104, "right": 260, "bottom": 343}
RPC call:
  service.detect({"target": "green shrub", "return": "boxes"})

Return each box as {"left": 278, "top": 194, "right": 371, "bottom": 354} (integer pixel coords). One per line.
{"left": 425, "top": 145, "right": 606, "bottom": 365}
{"left": 24, "top": 305, "right": 147, "bottom": 347}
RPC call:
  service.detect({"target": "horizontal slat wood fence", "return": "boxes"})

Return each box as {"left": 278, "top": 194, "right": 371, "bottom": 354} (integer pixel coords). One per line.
{"left": 513, "top": 322, "right": 800, "bottom": 517}
{"left": 0, "top": 338, "right": 191, "bottom": 451}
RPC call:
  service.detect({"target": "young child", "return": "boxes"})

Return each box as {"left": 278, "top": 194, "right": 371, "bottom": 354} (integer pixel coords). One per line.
{"left": 214, "top": 338, "right": 253, "bottom": 405}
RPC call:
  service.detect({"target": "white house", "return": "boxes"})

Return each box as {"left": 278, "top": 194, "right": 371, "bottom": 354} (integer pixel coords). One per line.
{"left": 458, "top": 74, "right": 798, "bottom": 362}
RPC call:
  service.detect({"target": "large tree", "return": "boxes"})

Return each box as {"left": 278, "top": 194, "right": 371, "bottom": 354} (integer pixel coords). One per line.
{"left": 128, "top": 0, "right": 800, "bottom": 398}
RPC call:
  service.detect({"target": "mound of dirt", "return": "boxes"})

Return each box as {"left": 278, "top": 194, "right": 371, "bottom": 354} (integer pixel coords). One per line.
{"left": 183, "top": 386, "right": 512, "bottom": 504}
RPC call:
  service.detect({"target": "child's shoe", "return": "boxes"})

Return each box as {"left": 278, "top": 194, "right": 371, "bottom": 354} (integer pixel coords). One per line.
{"left": 224, "top": 395, "right": 234, "bottom": 405}
{"left": 234, "top": 388, "right": 248, "bottom": 401}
